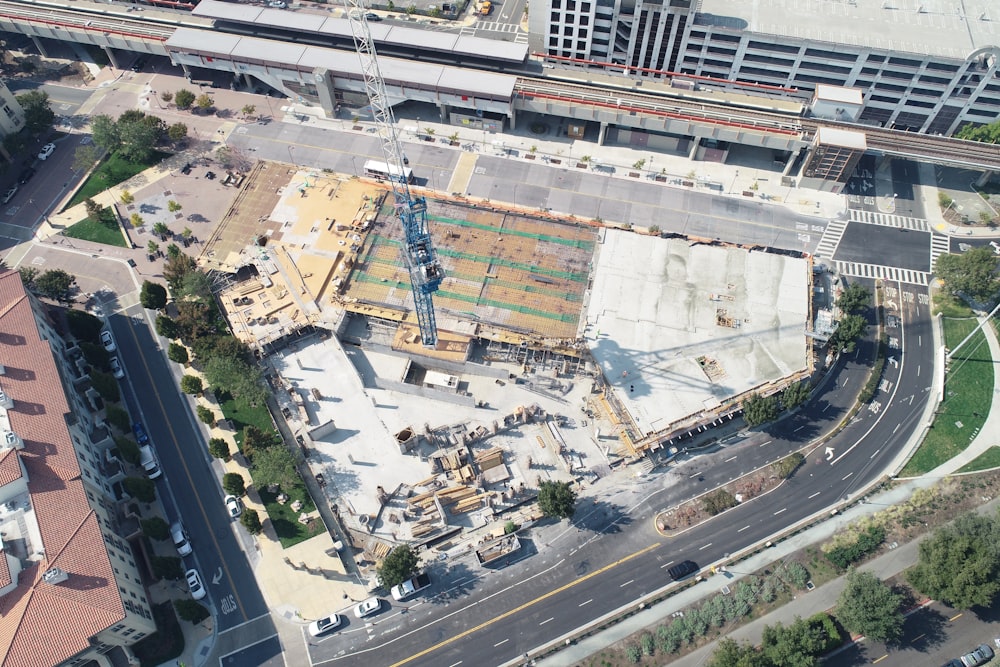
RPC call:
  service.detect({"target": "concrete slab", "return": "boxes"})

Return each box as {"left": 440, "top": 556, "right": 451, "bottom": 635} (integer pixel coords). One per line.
{"left": 585, "top": 231, "right": 809, "bottom": 436}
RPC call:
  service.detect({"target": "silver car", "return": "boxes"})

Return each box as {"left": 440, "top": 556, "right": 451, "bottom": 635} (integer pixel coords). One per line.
{"left": 354, "top": 597, "right": 382, "bottom": 618}
{"left": 308, "top": 613, "right": 343, "bottom": 637}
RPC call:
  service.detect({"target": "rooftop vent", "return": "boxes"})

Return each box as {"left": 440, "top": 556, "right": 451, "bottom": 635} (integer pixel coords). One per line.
{"left": 3, "top": 431, "right": 22, "bottom": 450}
{"left": 41, "top": 568, "right": 69, "bottom": 585}
{"left": 0, "top": 391, "right": 11, "bottom": 410}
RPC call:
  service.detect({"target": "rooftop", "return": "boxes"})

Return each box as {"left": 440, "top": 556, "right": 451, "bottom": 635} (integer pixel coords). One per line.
{"left": 697, "top": 0, "right": 1000, "bottom": 60}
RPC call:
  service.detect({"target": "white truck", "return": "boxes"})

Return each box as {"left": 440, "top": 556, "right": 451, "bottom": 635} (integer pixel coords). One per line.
{"left": 138, "top": 444, "right": 162, "bottom": 480}
{"left": 390, "top": 572, "right": 432, "bottom": 601}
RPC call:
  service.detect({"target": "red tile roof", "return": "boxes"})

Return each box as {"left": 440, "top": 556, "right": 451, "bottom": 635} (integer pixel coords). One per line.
{"left": 0, "top": 271, "right": 125, "bottom": 667}
{"left": 0, "top": 449, "right": 21, "bottom": 488}
{"left": 0, "top": 550, "right": 10, "bottom": 590}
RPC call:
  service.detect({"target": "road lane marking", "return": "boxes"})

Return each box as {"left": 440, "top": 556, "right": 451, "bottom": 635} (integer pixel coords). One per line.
{"left": 774, "top": 508, "right": 786, "bottom": 516}
{"left": 842, "top": 472, "right": 854, "bottom": 480}
{"left": 873, "top": 655, "right": 888, "bottom": 664}
{"left": 448, "top": 662, "right": 463, "bottom": 667}
{"left": 892, "top": 423, "right": 901, "bottom": 434}
{"left": 870, "top": 449, "right": 881, "bottom": 459}
{"left": 699, "top": 543, "right": 712, "bottom": 550}
{"left": 579, "top": 599, "right": 593, "bottom": 607}
{"left": 793, "top": 425, "right": 805, "bottom": 432}
{"left": 539, "top": 618, "right": 553, "bottom": 626}
{"left": 911, "top": 633, "right": 924, "bottom": 643}
{"left": 738, "top": 526, "right": 749, "bottom": 532}
{"left": 725, "top": 455, "right": 737, "bottom": 463}
{"left": 660, "top": 561, "right": 675, "bottom": 569}
{"left": 759, "top": 440, "right": 772, "bottom": 447}
{"left": 950, "top": 612, "right": 963, "bottom": 621}
{"left": 689, "top": 471, "right": 701, "bottom": 478}
{"left": 808, "top": 491, "right": 821, "bottom": 499}
{"left": 620, "top": 579, "right": 634, "bottom": 587}
{"left": 494, "top": 639, "right": 509, "bottom": 647}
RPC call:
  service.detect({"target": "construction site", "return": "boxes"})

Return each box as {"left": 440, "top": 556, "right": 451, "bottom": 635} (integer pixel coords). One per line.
{"left": 198, "top": 162, "right": 815, "bottom": 574}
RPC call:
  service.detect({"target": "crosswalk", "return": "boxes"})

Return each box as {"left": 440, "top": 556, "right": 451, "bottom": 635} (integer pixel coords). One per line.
{"left": 460, "top": 23, "right": 528, "bottom": 42}
{"left": 847, "top": 208, "right": 930, "bottom": 232}
{"left": 930, "top": 234, "right": 951, "bottom": 271}
{"left": 834, "top": 261, "right": 930, "bottom": 286}
{"left": 813, "top": 219, "right": 849, "bottom": 259}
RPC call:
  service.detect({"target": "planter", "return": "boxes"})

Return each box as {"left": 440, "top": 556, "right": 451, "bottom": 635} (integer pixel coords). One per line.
{"left": 525, "top": 154, "right": 536, "bottom": 160}
{"left": 576, "top": 162, "right": 588, "bottom": 169}
{"left": 628, "top": 171, "right": 640, "bottom": 178}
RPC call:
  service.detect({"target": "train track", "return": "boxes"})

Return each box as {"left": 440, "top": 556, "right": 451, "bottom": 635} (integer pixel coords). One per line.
{"left": 0, "top": 0, "right": 175, "bottom": 40}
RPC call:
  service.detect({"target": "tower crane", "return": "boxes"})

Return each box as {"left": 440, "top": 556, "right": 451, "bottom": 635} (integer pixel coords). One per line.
{"left": 343, "top": 3, "right": 444, "bottom": 348}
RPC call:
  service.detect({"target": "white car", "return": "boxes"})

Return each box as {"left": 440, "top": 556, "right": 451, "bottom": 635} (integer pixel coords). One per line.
{"left": 308, "top": 613, "right": 344, "bottom": 637}
{"left": 37, "top": 143, "right": 55, "bottom": 160}
{"left": 109, "top": 356, "right": 125, "bottom": 380}
{"left": 100, "top": 329, "right": 116, "bottom": 352}
{"left": 990, "top": 241, "right": 1000, "bottom": 255}
{"left": 354, "top": 597, "right": 382, "bottom": 618}
{"left": 171, "top": 522, "right": 192, "bottom": 556}
{"left": 185, "top": 568, "right": 206, "bottom": 600}
{"left": 2, "top": 186, "right": 17, "bottom": 204}
{"left": 224, "top": 494, "right": 242, "bottom": 519}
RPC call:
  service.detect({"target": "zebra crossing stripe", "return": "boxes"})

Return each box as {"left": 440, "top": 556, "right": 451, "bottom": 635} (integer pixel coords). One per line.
{"left": 834, "top": 260, "right": 930, "bottom": 286}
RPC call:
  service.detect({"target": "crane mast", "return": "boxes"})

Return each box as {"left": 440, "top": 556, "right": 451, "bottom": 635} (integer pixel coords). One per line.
{"left": 343, "top": 2, "right": 443, "bottom": 348}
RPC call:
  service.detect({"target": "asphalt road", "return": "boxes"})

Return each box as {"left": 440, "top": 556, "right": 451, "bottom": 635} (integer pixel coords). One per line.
{"left": 301, "top": 280, "right": 935, "bottom": 666}
{"left": 835, "top": 224, "right": 932, "bottom": 272}
{"left": 110, "top": 303, "right": 269, "bottom": 632}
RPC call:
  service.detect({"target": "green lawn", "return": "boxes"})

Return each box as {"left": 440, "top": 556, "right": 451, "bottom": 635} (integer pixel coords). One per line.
{"left": 901, "top": 317, "right": 993, "bottom": 476}
{"left": 932, "top": 292, "right": 976, "bottom": 318}
{"left": 957, "top": 446, "right": 1000, "bottom": 473}
{"left": 259, "top": 484, "right": 322, "bottom": 549}
{"left": 217, "top": 390, "right": 275, "bottom": 450}
{"left": 62, "top": 208, "right": 127, "bottom": 247}
{"left": 66, "top": 150, "right": 169, "bottom": 209}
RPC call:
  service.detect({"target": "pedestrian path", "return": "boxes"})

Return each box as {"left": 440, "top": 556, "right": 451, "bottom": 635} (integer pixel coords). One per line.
{"left": 847, "top": 208, "right": 930, "bottom": 232}
{"left": 814, "top": 218, "right": 849, "bottom": 258}
{"left": 833, "top": 260, "right": 930, "bottom": 286}
{"left": 931, "top": 233, "right": 951, "bottom": 270}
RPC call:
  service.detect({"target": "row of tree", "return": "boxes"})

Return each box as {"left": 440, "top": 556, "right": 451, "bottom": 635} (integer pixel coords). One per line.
{"left": 87, "top": 109, "right": 187, "bottom": 165}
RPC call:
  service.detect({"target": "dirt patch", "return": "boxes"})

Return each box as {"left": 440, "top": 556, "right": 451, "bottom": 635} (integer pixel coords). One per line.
{"left": 655, "top": 467, "right": 781, "bottom": 535}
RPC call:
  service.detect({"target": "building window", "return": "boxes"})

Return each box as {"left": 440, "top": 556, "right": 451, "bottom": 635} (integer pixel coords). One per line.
{"left": 563, "top": 25, "right": 573, "bottom": 35}
{"left": 579, "top": 28, "right": 587, "bottom": 37}
{"left": 580, "top": 15, "right": 589, "bottom": 24}
{"left": 2, "top": 106, "right": 14, "bottom": 120}
{"left": 551, "top": 11, "right": 560, "bottom": 21}
{"left": 552, "top": 0, "right": 560, "bottom": 6}
{"left": 549, "top": 36, "right": 558, "bottom": 46}
{"left": 577, "top": 40, "right": 586, "bottom": 49}
{"left": 581, "top": 2, "right": 590, "bottom": 10}
{"left": 563, "top": 38, "right": 572, "bottom": 48}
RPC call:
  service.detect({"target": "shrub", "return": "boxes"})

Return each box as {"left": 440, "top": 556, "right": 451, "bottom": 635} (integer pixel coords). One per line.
{"left": 196, "top": 405, "right": 215, "bottom": 426}
{"left": 826, "top": 525, "right": 886, "bottom": 569}
{"left": 702, "top": 489, "right": 738, "bottom": 516}
{"left": 173, "top": 599, "right": 209, "bottom": 624}
{"left": 772, "top": 452, "right": 805, "bottom": 479}
{"left": 105, "top": 405, "right": 131, "bottom": 432}
{"left": 123, "top": 476, "right": 155, "bottom": 503}
{"left": 156, "top": 314, "right": 179, "bottom": 339}
{"left": 180, "top": 375, "right": 203, "bottom": 395}
{"left": 90, "top": 370, "right": 121, "bottom": 403}
{"left": 240, "top": 508, "right": 262, "bottom": 535}
{"left": 168, "top": 343, "right": 189, "bottom": 365}
{"left": 625, "top": 644, "right": 641, "bottom": 663}
{"left": 141, "top": 517, "right": 170, "bottom": 541}
{"left": 641, "top": 632, "right": 655, "bottom": 656}
{"left": 209, "top": 437, "right": 230, "bottom": 460}
{"left": 223, "top": 472, "right": 246, "bottom": 496}
{"left": 115, "top": 435, "right": 140, "bottom": 465}
{"left": 151, "top": 556, "right": 183, "bottom": 581}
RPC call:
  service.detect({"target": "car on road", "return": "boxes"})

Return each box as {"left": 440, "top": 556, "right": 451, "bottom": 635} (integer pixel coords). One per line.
{"left": 308, "top": 613, "right": 344, "bottom": 637}
{"left": 132, "top": 422, "right": 150, "bottom": 446}
{"left": 960, "top": 644, "right": 994, "bottom": 667}
{"left": 990, "top": 241, "right": 1000, "bottom": 255}
{"left": 224, "top": 494, "right": 242, "bottom": 519}
{"left": 100, "top": 329, "right": 116, "bottom": 352}
{"left": 267, "top": 0, "right": 287, "bottom": 7}
{"left": 18, "top": 167, "right": 34, "bottom": 184}
{"left": 109, "top": 356, "right": 125, "bottom": 380}
{"left": 364, "top": 11, "right": 381, "bottom": 20}
{"left": 37, "top": 143, "right": 55, "bottom": 160}
{"left": 185, "top": 568, "right": 206, "bottom": 600}
{"left": 667, "top": 560, "right": 699, "bottom": 581}
{"left": 2, "top": 186, "right": 17, "bottom": 204}
{"left": 171, "top": 522, "right": 192, "bottom": 556}
{"left": 354, "top": 597, "right": 382, "bottom": 618}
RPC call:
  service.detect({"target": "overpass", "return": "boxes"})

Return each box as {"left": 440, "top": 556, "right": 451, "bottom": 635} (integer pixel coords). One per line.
{"left": 2, "top": 0, "right": 1000, "bottom": 171}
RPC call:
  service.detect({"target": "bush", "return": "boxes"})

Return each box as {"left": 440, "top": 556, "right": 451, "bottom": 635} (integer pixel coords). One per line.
{"left": 123, "top": 476, "right": 155, "bottom": 503}
{"left": 702, "top": 489, "right": 738, "bottom": 516}
{"left": 141, "top": 517, "right": 170, "bottom": 540}
{"left": 223, "top": 472, "right": 246, "bottom": 496}
{"left": 240, "top": 508, "right": 262, "bottom": 535}
{"left": 151, "top": 555, "right": 183, "bottom": 581}
{"left": 196, "top": 405, "right": 215, "bottom": 426}
{"left": 826, "top": 525, "right": 886, "bottom": 569}
{"left": 784, "top": 561, "right": 811, "bottom": 589}
{"left": 772, "top": 452, "right": 805, "bottom": 479}
{"left": 180, "top": 375, "right": 203, "bottom": 395}
{"left": 626, "top": 644, "right": 641, "bottom": 663}
{"left": 66, "top": 309, "right": 104, "bottom": 343}
{"left": 209, "top": 437, "right": 230, "bottom": 460}
{"left": 105, "top": 405, "right": 131, "bottom": 433}
{"left": 641, "top": 632, "right": 655, "bottom": 656}
{"left": 173, "top": 599, "right": 209, "bottom": 624}
{"left": 808, "top": 612, "right": 842, "bottom": 653}
{"left": 90, "top": 370, "right": 121, "bottom": 403}
{"left": 168, "top": 343, "right": 189, "bottom": 365}
{"left": 140, "top": 280, "right": 168, "bottom": 309}
{"left": 156, "top": 314, "right": 179, "bottom": 339}
{"left": 115, "top": 435, "right": 140, "bottom": 465}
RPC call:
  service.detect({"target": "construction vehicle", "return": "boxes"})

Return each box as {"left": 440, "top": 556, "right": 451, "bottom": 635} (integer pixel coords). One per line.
{"left": 479, "top": 0, "right": 492, "bottom": 14}
{"left": 476, "top": 533, "right": 521, "bottom": 566}
{"left": 343, "top": 0, "right": 444, "bottom": 348}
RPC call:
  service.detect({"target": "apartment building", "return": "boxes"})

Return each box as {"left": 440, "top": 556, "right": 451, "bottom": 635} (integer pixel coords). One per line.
{"left": 0, "top": 271, "right": 156, "bottom": 667}
{"left": 0, "top": 82, "right": 23, "bottom": 140}
{"left": 529, "top": 0, "right": 1000, "bottom": 136}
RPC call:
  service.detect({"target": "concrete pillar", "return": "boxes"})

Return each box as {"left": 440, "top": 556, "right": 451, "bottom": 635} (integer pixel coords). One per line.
{"left": 507, "top": 106, "right": 515, "bottom": 130}
{"left": 181, "top": 63, "right": 191, "bottom": 77}
{"left": 976, "top": 170, "right": 994, "bottom": 188}
{"left": 438, "top": 103, "right": 449, "bottom": 123}
{"left": 597, "top": 122, "right": 608, "bottom": 146}
{"left": 103, "top": 46, "right": 121, "bottom": 70}
{"left": 31, "top": 36, "right": 48, "bottom": 58}
{"left": 688, "top": 137, "right": 700, "bottom": 161}
{"left": 781, "top": 150, "right": 798, "bottom": 177}
{"left": 243, "top": 73, "right": 254, "bottom": 90}
{"left": 315, "top": 69, "right": 336, "bottom": 117}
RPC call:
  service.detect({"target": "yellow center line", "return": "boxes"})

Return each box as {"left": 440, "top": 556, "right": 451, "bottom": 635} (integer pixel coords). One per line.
{"left": 872, "top": 654, "right": 888, "bottom": 664}
{"left": 124, "top": 313, "right": 249, "bottom": 620}
{"left": 389, "top": 542, "right": 660, "bottom": 667}
{"left": 949, "top": 612, "right": 963, "bottom": 622}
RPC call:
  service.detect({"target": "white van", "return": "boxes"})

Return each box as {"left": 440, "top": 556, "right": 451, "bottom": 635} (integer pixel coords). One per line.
{"left": 138, "top": 445, "right": 162, "bottom": 480}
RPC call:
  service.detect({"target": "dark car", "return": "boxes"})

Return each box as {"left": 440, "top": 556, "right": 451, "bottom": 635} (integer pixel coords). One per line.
{"left": 667, "top": 560, "right": 699, "bottom": 581}
{"left": 18, "top": 167, "right": 35, "bottom": 184}
{"left": 131, "top": 58, "right": 146, "bottom": 72}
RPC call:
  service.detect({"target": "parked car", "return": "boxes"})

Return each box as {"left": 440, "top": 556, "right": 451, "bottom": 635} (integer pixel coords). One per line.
{"left": 109, "top": 356, "right": 125, "bottom": 380}
{"left": 308, "top": 613, "right": 344, "bottom": 637}
{"left": 354, "top": 597, "right": 382, "bottom": 618}
{"left": 18, "top": 167, "right": 35, "bottom": 184}
{"left": 364, "top": 11, "right": 381, "bottom": 20}
{"left": 37, "top": 143, "right": 55, "bottom": 160}
{"left": 185, "top": 568, "right": 206, "bottom": 600}
{"left": 267, "top": 0, "right": 287, "bottom": 7}
{"left": 224, "top": 494, "right": 242, "bottom": 519}
{"left": 100, "top": 329, "right": 116, "bottom": 352}
{"left": 171, "top": 522, "right": 192, "bottom": 556}
{"left": 667, "top": 560, "right": 699, "bottom": 581}
{"left": 2, "top": 186, "right": 17, "bottom": 204}
{"left": 131, "top": 57, "right": 146, "bottom": 72}
{"left": 132, "top": 422, "right": 150, "bottom": 446}
{"left": 960, "top": 644, "right": 994, "bottom": 667}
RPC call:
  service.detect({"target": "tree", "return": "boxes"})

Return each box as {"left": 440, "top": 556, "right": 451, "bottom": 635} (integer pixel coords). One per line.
{"left": 836, "top": 569, "right": 904, "bottom": 642}
{"left": 168, "top": 200, "right": 182, "bottom": 213}
{"left": 156, "top": 314, "right": 179, "bottom": 339}
{"left": 242, "top": 425, "right": 279, "bottom": 458}
{"left": 935, "top": 246, "right": 1000, "bottom": 303}
{"left": 90, "top": 114, "right": 121, "bottom": 153}
{"left": 538, "top": 480, "right": 577, "bottom": 519}
{"left": 166, "top": 243, "right": 183, "bottom": 260}
{"left": 174, "top": 88, "right": 196, "bottom": 110}
{"left": 3, "top": 132, "right": 26, "bottom": 159}
{"left": 141, "top": 517, "right": 170, "bottom": 541}
{"left": 66, "top": 309, "right": 103, "bottom": 343}
{"left": 377, "top": 545, "right": 420, "bottom": 588}
{"left": 195, "top": 93, "right": 214, "bottom": 112}
{"left": 829, "top": 313, "right": 867, "bottom": 354}
{"left": 131, "top": 213, "right": 146, "bottom": 230}
{"left": 955, "top": 119, "right": 1000, "bottom": 144}
{"left": 33, "top": 268, "right": 76, "bottom": 302}
{"left": 114, "top": 434, "right": 140, "bottom": 464}
{"left": 742, "top": 392, "right": 778, "bottom": 427}
{"left": 84, "top": 198, "right": 103, "bottom": 223}
{"left": 123, "top": 476, "right": 156, "bottom": 503}
{"left": 140, "top": 280, "right": 168, "bottom": 309}
{"left": 782, "top": 381, "right": 811, "bottom": 410}
{"left": 168, "top": 343, "right": 190, "bottom": 365}
{"left": 707, "top": 637, "right": 766, "bottom": 667}
{"left": 241, "top": 104, "right": 256, "bottom": 119}
{"left": 167, "top": 122, "right": 188, "bottom": 143}
{"left": 160, "top": 90, "right": 174, "bottom": 104}
{"left": 90, "top": 371, "right": 120, "bottom": 403}
{"left": 223, "top": 472, "right": 246, "bottom": 496}
{"left": 119, "top": 189, "right": 135, "bottom": 205}
{"left": 118, "top": 116, "right": 162, "bottom": 163}
{"left": 173, "top": 599, "right": 209, "bottom": 624}
{"left": 179, "top": 271, "right": 212, "bottom": 301}
{"left": 180, "top": 375, "right": 203, "bottom": 395}
{"left": 908, "top": 512, "right": 1000, "bottom": 609}
{"left": 175, "top": 300, "right": 216, "bottom": 342}
{"left": 17, "top": 266, "right": 37, "bottom": 290}
{"left": 196, "top": 405, "right": 215, "bottom": 426}
{"left": 252, "top": 445, "right": 300, "bottom": 490}
{"left": 837, "top": 283, "right": 871, "bottom": 315}
{"left": 80, "top": 341, "right": 111, "bottom": 372}
{"left": 16, "top": 90, "right": 54, "bottom": 133}
{"left": 73, "top": 144, "right": 101, "bottom": 173}
{"left": 151, "top": 556, "right": 184, "bottom": 581}
{"left": 106, "top": 406, "right": 131, "bottom": 433}
{"left": 203, "top": 354, "right": 267, "bottom": 405}
{"left": 759, "top": 616, "right": 826, "bottom": 667}
{"left": 209, "top": 437, "right": 230, "bottom": 460}
{"left": 240, "top": 508, "right": 262, "bottom": 535}
{"left": 163, "top": 252, "right": 197, "bottom": 291}
{"left": 152, "top": 221, "right": 170, "bottom": 239}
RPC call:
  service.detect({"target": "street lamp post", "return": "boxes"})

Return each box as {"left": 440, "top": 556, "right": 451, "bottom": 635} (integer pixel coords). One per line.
{"left": 287, "top": 145, "right": 296, "bottom": 166}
